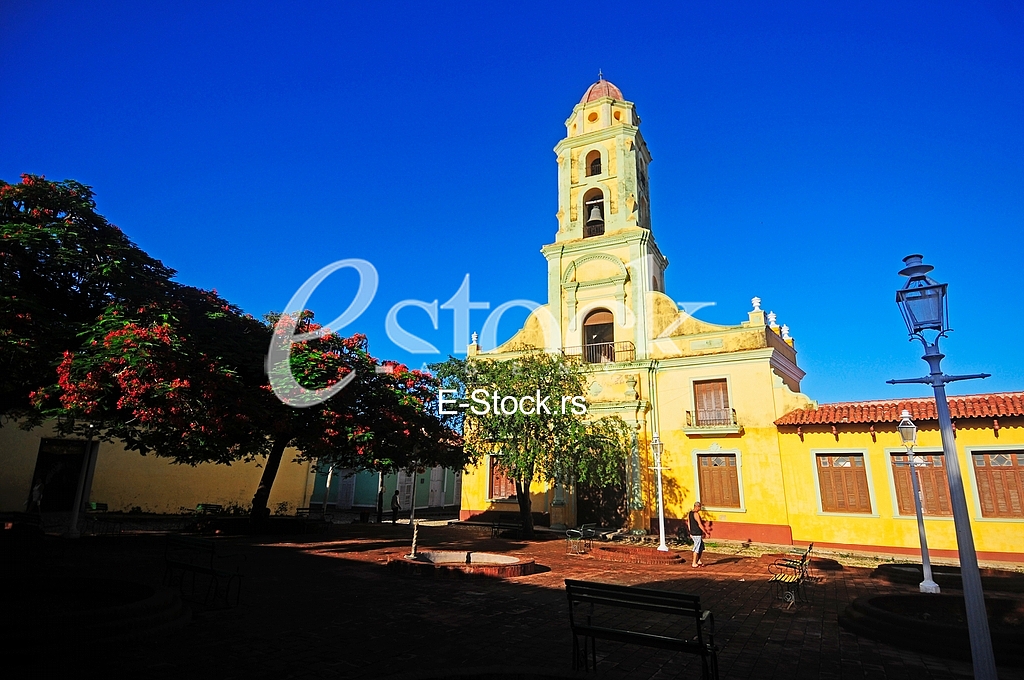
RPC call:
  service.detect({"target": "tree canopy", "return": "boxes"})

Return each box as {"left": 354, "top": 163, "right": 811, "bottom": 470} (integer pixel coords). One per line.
{"left": 1, "top": 174, "right": 174, "bottom": 418}
{"left": 431, "top": 349, "right": 631, "bottom": 537}
{"left": 4, "top": 174, "right": 465, "bottom": 529}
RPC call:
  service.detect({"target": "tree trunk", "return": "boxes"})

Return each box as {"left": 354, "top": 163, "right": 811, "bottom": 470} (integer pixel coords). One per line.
{"left": 376, "top": 471, "right": 385, "bottom": 524}
{"left": 515, "top": 477, "right": 534, "bottom": 538}
{"left": 250, "top": 436, "right": 288, "bottom": 533}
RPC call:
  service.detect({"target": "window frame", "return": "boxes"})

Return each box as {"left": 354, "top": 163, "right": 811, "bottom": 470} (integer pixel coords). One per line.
{"left": 487, "top": 455, "right": 517, "bottom": 502}
{"left": 689, "top": 376, "right": 734, "bottom": 427}
{"left": 884, "top": 447, "right": 954, "bottom": 519}
{"left": 691, "top": 446, "right": 745, "bottom": 512}
{"left": 965, "top": 444, "right": 1024, "bottom": 521}
{"left": 810, "top": 449, "right": 877, "bottom": 517}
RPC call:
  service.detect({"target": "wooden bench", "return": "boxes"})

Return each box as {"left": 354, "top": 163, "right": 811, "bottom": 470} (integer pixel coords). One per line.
{"left": 83, "top": 502, "right": 121, "bottom": 535}
{"left": 565, "top": 579, "right": 719, "bottom": 679}
{"left": 768, "top": 542, "right": 813, "bottom": 607}
{"left": 491, "top": 512, "right": 523, "bottom": 539}
{"left": 164, "top": 535, "right": 243, "bottom": 607}
{"left": 296, "top": 507, "right": 333, "bottom": 534}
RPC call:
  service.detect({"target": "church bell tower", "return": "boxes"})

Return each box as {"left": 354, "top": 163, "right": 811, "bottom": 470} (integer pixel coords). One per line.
{"left": 541, "top": 77, "right": 668, "bottom": 360}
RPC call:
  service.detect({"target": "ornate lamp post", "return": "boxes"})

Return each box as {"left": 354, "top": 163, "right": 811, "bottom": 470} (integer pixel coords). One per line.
{"left": 887, "top": 254, "right": 995, "bottom": 679}
{"left": 897, "top": 409, "right": 941, "bottom": 594}
{"left": 650, "top": 433, "right": 669, "bottom": 552}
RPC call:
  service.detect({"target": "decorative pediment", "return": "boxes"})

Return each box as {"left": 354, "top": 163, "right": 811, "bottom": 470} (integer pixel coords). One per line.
{"left": 561, "top": 254, "right": 629, "bottom": 328}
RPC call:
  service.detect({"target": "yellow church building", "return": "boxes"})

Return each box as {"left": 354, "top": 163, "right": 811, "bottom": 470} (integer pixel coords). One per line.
{"left": 457, "top": 77, "right": 1024, "bottom": 562}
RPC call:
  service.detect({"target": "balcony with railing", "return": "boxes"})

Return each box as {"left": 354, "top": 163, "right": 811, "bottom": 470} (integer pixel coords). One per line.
{"left": 563, "top": 340, "right": 636, "bottom": 364}
{"left": 684, "top": 408, "right": 742, "bottom": 436}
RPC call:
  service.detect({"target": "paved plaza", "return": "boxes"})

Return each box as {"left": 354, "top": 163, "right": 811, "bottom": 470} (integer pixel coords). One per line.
{"left": 17, "top": 522, "right": 1024, "bottom": 679}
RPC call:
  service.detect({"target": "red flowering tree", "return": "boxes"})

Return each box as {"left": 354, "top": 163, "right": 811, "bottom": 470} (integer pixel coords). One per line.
{"left": 253, "top": 312, "right": 464, "bottom": 527}
{"left": 1, "top": 174, "right": 173, "bottom": 419}
{"left": 10, "top": 174, "right": 465, "bottom": 530}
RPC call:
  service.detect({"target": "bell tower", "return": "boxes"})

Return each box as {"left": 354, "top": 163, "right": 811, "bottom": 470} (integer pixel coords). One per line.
{"left": 554, "top": 75, "right": 653, "bottom": 239}
{"left": 541, "top": 77, "right": 668, "bottom": 359}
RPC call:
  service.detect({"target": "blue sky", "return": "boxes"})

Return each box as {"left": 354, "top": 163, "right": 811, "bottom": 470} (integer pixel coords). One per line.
{"left": 2, "top": 1, "right": 1022, "bottom": 404}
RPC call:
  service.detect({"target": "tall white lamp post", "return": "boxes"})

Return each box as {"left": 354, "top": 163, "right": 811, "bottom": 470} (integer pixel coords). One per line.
{"left": 897, "top": 409, "right": 941, "bottom": 594}
{"left": 650, "top": 433, "right": 669, "bottom": 552}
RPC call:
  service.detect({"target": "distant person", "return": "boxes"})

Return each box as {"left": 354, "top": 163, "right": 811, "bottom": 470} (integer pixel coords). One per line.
{"left": 391, "top": 490, "right": 401, "bottom": 524}
{"left": 28, "top": 480, "right": 44, "bottom": 515}
{"left": 688, "top": 502, "right": 710, "bottom": 568}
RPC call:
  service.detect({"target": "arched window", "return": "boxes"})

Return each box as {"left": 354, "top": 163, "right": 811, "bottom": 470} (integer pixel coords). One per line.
{"left": 582, "top": 309, "right": 614, "bottom": 363}
{"left": 583, "top": 188, "right": 604, "bottom": 238}
{"left": 585, "top": 150, "right": 602, "bottom": 177}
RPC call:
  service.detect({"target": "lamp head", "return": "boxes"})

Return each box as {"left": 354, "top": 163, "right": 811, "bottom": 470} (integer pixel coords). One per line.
{"left": 897, "top": 409, "right": 917, "bottom": 449}
{"left": 895, "top": 255, "right": 948, "bottom": 338}
{"left": 650, "top": 432, "right": 664, "bottom": 455}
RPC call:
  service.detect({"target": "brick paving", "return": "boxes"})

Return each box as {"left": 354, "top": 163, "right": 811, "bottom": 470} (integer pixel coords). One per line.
{"left": 17, "top": 523, "right": 1024, "bottom": 679}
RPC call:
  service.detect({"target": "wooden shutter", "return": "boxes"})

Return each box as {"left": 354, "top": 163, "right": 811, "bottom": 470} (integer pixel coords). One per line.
{"left": 891, "top": 455, "right": 917, "bottom": 515}
{"left": 698, "top": 454, "right": 740, "bottom": 508}
{"left": 490, "top": 457, "right": 515, "bottom": 499}
{"left": 973, "top": 452, "right": 1024, "bottom": 518}
{"left": 890, "top": 454, "right": 952, "bottom": 516}
{"left": 694, "top": 380, "right": 729, "bottom": 426}
{"left": 817, "top": 454, "right": 871, "bottom": 513}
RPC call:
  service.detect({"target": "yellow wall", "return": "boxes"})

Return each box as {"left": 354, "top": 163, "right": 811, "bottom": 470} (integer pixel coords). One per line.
{"left": 0, "top": 421, "right": 316, "bottom": 515}
{"left": 458, "top": 455, "right": 570, "bottom": 525}
{"left": 778, "top": 419, "right": 1024, "bottom": 558}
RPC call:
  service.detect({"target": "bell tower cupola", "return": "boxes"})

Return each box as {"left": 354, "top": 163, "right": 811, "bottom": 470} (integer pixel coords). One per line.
{"left": 553, "top": 75, "right": 653, "bottom": 240}
{"left": 540, "top": 77, "right": 668, "bottom": 360}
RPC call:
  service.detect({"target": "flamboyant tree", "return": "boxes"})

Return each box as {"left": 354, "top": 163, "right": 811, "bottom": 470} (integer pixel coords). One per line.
{"left": 10, "top": 174, "right": 465, "bottom": 531}
{"left": 252, "top": 312, "right": 464, "bottom": 527}
{"left": 1, "top": 174, "right": 174, "bottom": 419}
{"left": 432, "top": 349, "right": 631, "bottom": 537}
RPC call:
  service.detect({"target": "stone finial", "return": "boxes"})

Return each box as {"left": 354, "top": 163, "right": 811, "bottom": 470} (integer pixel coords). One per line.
{"left": 751, "top": 297, "right": 762, "bottom": 312}
{"left": 781, "top": 325, "right": 791, "bottom": 340}
{"left": 767, "top": 311, "right": 777, "bottom": 327}
{"left": 470, "top": 331, "right": 479, "bottom": 345}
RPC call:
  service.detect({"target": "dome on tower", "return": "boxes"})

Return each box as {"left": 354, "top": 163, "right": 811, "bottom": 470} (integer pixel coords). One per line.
{"left": 580, "top": 77, "right": 623, "bottom": 103}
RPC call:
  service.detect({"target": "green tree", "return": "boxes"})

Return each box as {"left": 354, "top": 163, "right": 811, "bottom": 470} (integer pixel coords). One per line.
{"left": 432, "top": 349, "right": 631, "bottom": 538}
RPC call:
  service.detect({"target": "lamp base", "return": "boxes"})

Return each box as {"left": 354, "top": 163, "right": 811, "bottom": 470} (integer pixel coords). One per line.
{"left": 919, "top": 580, "right": 941, "bottom": 594}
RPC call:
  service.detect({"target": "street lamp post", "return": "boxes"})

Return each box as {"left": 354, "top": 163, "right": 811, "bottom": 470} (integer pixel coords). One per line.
{"left": 888, "top": 254, "right": 996, "bottom": 679}
{"left": 897, "top": 409, "right": 941, "bottom": 594}
{"left": 650, "top": 433, "right": 669, "bottom": 552}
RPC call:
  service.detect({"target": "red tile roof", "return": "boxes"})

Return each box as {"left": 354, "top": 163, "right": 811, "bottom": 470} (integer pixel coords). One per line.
{"left": 775, "top": 392, "right": 1024, "bottom": 426}
{"left": 580, "top": 79, "right": 624, "bottom": 103}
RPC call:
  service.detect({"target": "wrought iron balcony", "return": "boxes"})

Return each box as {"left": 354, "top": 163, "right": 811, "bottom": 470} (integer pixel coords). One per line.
{"left": 584, "top": 222, "right": 605, "bottom": 238}
{"left": 563, "top": 341, "right": 636, "bottom": 364}
{"left": 686, "top": 408, "right": 738, "bottom": 429}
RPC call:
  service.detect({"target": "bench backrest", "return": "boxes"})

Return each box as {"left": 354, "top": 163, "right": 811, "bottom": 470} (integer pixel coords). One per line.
{"left": 196, "top": 503, "right": 223, "bottom": 515}
{"left": 565, "top": 579, "right": 707, "bottom": 643}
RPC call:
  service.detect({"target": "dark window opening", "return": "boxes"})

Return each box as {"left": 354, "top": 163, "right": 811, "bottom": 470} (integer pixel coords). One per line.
{"left": 583, "top": 309, "right": 615, "bottom": 363}
{"left": 583, "top": 188, "right": 605, "bottom": 237}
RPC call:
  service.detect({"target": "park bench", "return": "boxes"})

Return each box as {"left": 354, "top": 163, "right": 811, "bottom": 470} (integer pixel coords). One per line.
{"left": 83, "top": 502, "right": 121, "bottom": 535}
{"left": 163, "top": 535, "right": 243, "bottom": 607}
{"left": 195, "top": 503, "right": 223, "bottom": 515}
{"left": 296, "top": 506, "right": 333, "bottom": 534}
{"left": 565, "top": 579, "right": 719, "bottom": 679}
{"left": 491, "top": 512, "right": 524, "bottom": 539}
{"left": 768, "top": 542, "right": 813, "bottom": 607}
{"left": 565, "top": 523, "right": 598, "bottom": 554}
